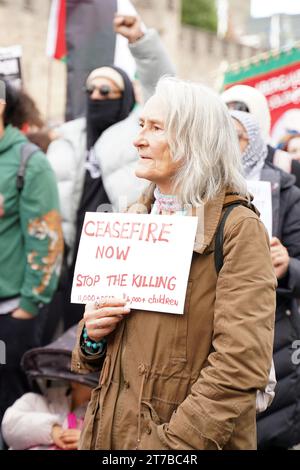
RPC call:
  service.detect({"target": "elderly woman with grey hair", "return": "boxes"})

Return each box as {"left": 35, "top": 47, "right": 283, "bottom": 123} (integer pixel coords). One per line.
{"left": 72, "top": 77, "right": 276, "bottom": 450}
{"left": 230, "top": 109, "right": 300, "bottom": 449}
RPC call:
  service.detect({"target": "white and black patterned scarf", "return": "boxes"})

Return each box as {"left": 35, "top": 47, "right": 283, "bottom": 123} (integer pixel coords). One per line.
{"left": 230, "top": 110, "right": 268, "bottom": 181}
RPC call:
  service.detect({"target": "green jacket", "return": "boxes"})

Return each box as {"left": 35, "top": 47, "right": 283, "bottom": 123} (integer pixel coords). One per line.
{"left": 0, "top": 125, "right": 64, "bottom": 315}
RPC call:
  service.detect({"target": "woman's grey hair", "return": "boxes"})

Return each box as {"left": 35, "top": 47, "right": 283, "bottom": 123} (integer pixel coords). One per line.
{"left": 154, "top": 76, "right": 247, "bottom": 205}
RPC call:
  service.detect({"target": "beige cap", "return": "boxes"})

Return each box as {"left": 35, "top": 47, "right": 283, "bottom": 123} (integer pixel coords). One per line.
{"left": 86, "top": 67, "right": 124, "bottom": 91}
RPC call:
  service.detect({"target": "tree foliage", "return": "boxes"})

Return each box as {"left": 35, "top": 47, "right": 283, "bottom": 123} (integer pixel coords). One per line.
{"left": 182, "top": 0, "right": 217, "bottom": 32}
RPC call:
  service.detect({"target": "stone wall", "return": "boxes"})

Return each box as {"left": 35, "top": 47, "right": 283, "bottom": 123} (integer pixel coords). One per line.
{"left": 178, "top": 26, "right": 258, "bottom": 89}
{"left": 132, "top": 0, "right": 181, "bottom": 61}
{"left": 132, "top": 0, "right": 258, "bottom": 90}
{"left": 0, "top": 0, "right": 66, "bottom": 124}
{"left": 0, "top": 0, "right": 259, "bottom": 122}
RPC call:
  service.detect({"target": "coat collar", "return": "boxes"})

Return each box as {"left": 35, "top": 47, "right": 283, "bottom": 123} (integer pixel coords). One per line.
{"left": 128, "top": 184, "right": 253, "bottom": 255}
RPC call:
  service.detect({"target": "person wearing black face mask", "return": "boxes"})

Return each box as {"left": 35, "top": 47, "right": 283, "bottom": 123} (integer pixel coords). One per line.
{"left": 86, "top": 98, "right": 122, "bottom": 149}
{"left": 47, "top": 15, "right": 176, "bottom": 330}
{"left": 85, "top": 67, "right": 135, "bottom": 149}
{"left": 76, "top": 66, "right": 135, "bottom": 256}
{"left": 66, "top": 66, "right": 136, "bottom": 327}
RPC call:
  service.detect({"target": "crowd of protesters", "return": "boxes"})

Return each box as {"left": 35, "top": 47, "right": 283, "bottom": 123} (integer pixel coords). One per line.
{"left": 0, "top": 12, "right": 300, "bottom": 451}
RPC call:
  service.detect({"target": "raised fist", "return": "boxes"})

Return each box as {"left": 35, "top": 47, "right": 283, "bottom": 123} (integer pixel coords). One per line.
{"left": 113, "top": 14, "right": 144, "bottom": 44}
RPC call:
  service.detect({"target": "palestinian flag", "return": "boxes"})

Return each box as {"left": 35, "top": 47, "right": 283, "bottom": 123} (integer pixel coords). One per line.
{"left": 47, "top": 0, "right": 137, "bottom": 121}
{"left": 46, "top": 0, "right": 67, "bottom": 61}
{"left": 223, "top": 41, "right": 300, "bottom": 142}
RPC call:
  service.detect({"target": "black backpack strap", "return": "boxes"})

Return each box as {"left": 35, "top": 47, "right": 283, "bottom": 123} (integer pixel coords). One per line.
{"left": 16, "top": 142, "right": 39, "bottom": 191}
{"left": 214, "top": 202, "right": 242, "bottom": 274}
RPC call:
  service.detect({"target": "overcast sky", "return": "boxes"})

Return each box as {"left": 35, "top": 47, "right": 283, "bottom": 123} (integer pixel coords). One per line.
{"left": 251, "top": 0, "right": 300, "bottom": 17}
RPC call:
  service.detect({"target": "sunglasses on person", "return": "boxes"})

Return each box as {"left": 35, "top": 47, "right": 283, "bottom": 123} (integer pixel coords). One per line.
{"left": 227, "top": 101, "right": 250, "bottom": 113}
{"left": 84, "top": 84, "right": 122, "bottom": 99}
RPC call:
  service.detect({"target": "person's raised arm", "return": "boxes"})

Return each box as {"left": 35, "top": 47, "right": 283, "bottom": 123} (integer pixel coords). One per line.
{"left": 114, "top": 14, "right": 176, "bottom": 102}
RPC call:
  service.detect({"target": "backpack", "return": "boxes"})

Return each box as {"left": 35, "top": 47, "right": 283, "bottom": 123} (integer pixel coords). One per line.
{"left": 214, "top": 201, "right": 276, "bottom": 414}
{"left": 16, "top": 142, "right": 40, "bottom": 191}
{"left": 214, "top": 202, "right": 242, "bottom": 274}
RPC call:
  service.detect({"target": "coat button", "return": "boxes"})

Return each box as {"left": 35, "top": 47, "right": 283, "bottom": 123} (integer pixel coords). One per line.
{"left": 77, "top": 362, "right": 81, "bottom": 369}
{"left": 146, "top": 426, "right": 152, "bottom": 435}
{"left": 286, "top": 309, "right": 291, "bottom": 316}
{"left": 124, "top": 381, "right": 130, "bottom": 389}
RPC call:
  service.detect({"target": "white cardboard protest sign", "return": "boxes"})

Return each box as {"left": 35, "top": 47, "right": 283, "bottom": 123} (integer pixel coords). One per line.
{"left": 71, "top": 212, "right": 198, "bottom": 314}
{"left": 247, "top": 180, "right": 272, "bottom": 238}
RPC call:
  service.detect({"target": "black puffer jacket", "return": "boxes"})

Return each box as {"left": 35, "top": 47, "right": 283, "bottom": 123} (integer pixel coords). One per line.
{"left": 257, "top": 161, "right": 300, "bottom": 448}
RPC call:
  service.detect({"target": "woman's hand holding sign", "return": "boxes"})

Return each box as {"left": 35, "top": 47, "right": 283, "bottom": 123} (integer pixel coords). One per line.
{"left": 84, "top": 298, "right": 131, "bottom": 342}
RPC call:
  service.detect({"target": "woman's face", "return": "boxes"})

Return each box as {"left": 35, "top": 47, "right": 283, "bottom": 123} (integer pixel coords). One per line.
{"left": 287, "top": 136, "right": 300, "bottom": 161}
{"left": 232, "top": 118, "right": 249, "bottom": 154}
{"left": 134, "top": 95, "right": 180, "bottom": 193}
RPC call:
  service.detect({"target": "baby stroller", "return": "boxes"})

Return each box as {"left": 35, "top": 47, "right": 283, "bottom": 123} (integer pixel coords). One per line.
{"left": 21, "top": 325, "right": 99, "bottom": 388}
{"left": 1, "top": 326, "right": 98, "bottom": 450}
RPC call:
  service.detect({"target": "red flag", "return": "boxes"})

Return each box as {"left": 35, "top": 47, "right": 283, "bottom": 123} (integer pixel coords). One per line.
{"left": 47, "top": 0, "right": 137, "bottom": 120}
{"left": 223, "top": 44, "right": 300, "bottom": 142}
{"left": 47, "top": 0, "right": 67, "bottom": 61}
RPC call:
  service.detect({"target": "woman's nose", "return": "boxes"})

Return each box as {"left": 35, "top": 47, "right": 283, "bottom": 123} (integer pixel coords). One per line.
{"left": 133, "top": 132, "right": 147, "bottom": 148}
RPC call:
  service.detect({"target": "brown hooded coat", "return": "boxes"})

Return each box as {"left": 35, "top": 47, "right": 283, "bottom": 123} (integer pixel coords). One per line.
{"left": 72, "top": 187, "right": 276, "bottom": 450}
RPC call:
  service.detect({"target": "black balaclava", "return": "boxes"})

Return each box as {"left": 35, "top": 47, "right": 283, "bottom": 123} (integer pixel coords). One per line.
{"left": 86, "top": 65, "right": 135, "bottom": 149}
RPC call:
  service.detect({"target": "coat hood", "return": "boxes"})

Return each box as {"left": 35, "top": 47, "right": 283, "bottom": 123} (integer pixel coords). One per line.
{"left": 221, "top": 85, "right": 271, "bottom": 142}
{"left": 0, "top": 125, "right": 26, "bottom": 154}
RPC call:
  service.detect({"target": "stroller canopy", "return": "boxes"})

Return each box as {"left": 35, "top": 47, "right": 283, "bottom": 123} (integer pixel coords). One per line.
{"left": 22, "top": 325, "right": 99, "bottom": 387}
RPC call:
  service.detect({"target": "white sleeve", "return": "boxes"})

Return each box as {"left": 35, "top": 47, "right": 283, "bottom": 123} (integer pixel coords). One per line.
{"left": 256, "top": 360, "right": 277, "bottom": 413}
{"left": 129, "top": 29, "right": 176, "bottom": 103}
{"left": 1, "top": 393, "right": 63, "bottom": 450}
{"left": 47, "top": 138, "right": 76, "bottom": 249}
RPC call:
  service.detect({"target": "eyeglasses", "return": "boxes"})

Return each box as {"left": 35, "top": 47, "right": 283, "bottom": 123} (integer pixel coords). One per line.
{"left": 227, "top": 101, "right": 250, "bottom": 113}
{"left": 84, "top": 84, "right": 122, "bottom": 99}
